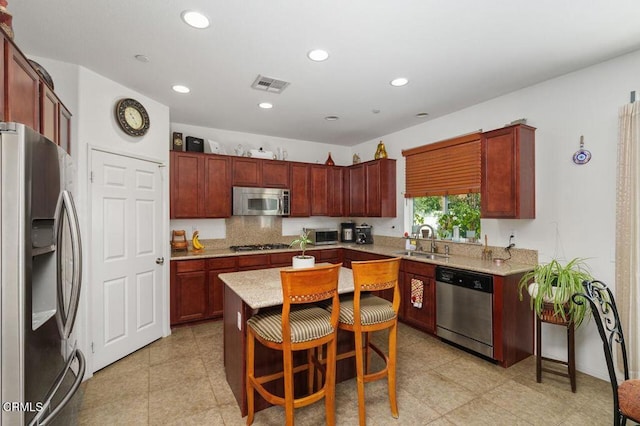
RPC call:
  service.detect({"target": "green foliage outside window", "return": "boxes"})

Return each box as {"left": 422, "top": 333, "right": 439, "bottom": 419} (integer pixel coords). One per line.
{"left": 413, "top": 193, "right": 481, "bottom": 240}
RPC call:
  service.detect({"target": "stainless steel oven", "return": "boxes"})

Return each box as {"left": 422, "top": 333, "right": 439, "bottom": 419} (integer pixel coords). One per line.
{"left": 435, "top": 266, "right": 494, "bottom": 358}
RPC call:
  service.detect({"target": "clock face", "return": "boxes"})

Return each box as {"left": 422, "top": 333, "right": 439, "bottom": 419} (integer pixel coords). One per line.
{"left": 115, "top": 98, "right": 150, "bottom": 136}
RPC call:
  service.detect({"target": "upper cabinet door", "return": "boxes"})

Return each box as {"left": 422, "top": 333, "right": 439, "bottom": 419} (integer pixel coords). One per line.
{"left": 289, "top": 162, "right": 310, "bottom": 217}
{"left": 481, "top": 124, "right": 535, "bottom": 219}
{"left": 40, "top": 82, "right": 58, "bottom": 144}
{"left": 203, "top": 155, "right": 231, "bottom": 218}
{"left": 232, "top": 157, "right": 262, "bottom": 187}
{"left": 310, "top": 165, "right": 329, "bottom": 216}
{"left": 6, "top": 43, "right": 39, "bottom": 131}
{"left": 170, "top": 151, "right": 204, "bottom": 218}
{"left": 328, "top": 166, "right": 344, "bottom": 217}
{"left": 347, "top": 164, "right": 366, "bottom": 216}
{"left": 262, "top": 160, "right": 290, "bottom": 188}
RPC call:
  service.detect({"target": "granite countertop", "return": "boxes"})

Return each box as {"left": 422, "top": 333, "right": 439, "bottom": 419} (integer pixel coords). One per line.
{"left": 171, "top": 242, "right": 534, "bottom": 276}
{"left": 219, "top": 265, "right": 355, "bottom": 309}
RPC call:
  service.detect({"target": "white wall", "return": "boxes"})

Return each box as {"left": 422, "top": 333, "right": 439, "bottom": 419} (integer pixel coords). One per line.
{"left": 28, "top": 59, "right": 172, "bottom": 378}
{"left": 352, "top": 49, "right": 640, "bottom": 380}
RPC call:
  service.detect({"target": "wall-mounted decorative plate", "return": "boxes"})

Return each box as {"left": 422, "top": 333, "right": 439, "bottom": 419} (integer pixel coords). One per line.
{"left": 572, "top": 135, "right": 591, "bottom": 165}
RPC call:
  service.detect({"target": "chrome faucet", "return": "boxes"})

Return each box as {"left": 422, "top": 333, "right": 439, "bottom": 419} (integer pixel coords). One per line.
{"left": 418, "top": 224, "right": 437, "bottom": 253}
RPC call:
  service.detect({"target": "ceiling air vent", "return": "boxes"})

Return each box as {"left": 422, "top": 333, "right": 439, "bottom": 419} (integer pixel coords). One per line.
{"left": 251, "top": 75, "right": 290, "bottom": 93}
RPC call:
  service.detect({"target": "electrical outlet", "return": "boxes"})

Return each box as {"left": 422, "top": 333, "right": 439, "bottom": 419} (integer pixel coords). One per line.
{"left": 237, "top": 312, "right": 242, "bottom": 330}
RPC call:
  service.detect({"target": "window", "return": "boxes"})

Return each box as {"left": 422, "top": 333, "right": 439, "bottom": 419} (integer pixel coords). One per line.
{"left": 412, "top": 194, "right": 480, "bottom": 241}
{"left": 403, "top": 132, "right": 482, "bottom": 242}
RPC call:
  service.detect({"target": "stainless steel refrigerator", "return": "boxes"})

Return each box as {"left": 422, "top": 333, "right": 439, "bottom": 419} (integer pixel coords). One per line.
{"left": 1, "top": 123, "right": 85, "bottom": 425}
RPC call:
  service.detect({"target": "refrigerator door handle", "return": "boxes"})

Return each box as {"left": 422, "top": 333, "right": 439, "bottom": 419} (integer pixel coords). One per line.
{"left": 55, "top": 190, "right": 83, "bottom": 340}
{"left": 28, "top": 349, "right": 85, "bottom": 426}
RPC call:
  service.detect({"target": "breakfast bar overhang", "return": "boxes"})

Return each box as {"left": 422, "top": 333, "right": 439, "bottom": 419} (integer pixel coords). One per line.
{"left": 220, "top": 265, "right": 357, "bottom": 416}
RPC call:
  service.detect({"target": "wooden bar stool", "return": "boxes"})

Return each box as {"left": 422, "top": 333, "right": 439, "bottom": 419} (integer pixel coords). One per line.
{"left": 329, "top": 257, "right": 401, "bottom": 426}
{"left": 245, "top": 263, "right": 341, "bottom": 426}
{"left": 536, "top": 302, "right": 576, "bottom": 392}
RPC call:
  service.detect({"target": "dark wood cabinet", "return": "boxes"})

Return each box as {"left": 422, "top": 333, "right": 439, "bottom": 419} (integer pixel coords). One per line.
{"left": 204, "top": 155, "right": 232, "bottom": 217}
{"left": 309, "top": 165, "right": 344, "bottom": 217}
{"left": 170, "top": 151, "right": 231, "bottom": 218}
{"left": 206, "top": 258, "right": 237, "bottom": 318}
{"left": 171, "top": 151, "right": 203, "bottom": 218}
{"left": 400, "top": 260, "right": 436, "bottom": 334}
{"left": 232, "top": 158, "right": 289, "bottom": 188}
{"left": 59, "top": 104, "right": 72, "bottom": 154}
{"left": 328, "top": 166, "right": 344, "bottom": 216}
{"left": 6, "top": 42, "right": 39, "bottom": 132}
{"left": 481, "top": 124, "right": 535, "bottom": 219}
{"left": 232, "top": 157, "right": 261, "bottom": 186}
{"left": 171, "top": 257, "right": 238, "bottom": 325}
{"left": 310, "top": 165, "right": 329, "bottom": 216}
{"left": 346, "top": 163, "right": 366, "bottom": 216}
{"left": 40, "top": 82, "right": 57, "bottom": 144}
{"left": 171, "top": 260, "right": 208, "bottom": 324}
{"left": 345, "top": 159, "right": 396, "bottom": 217}
{"left": 262, "top": 161, "right": 290, "bottom": 188}
{"left": 289, "top": 162, "right": 310, "bottom": 217}
{"left": 0, "top": 32, "right": 72, "bottom": 153}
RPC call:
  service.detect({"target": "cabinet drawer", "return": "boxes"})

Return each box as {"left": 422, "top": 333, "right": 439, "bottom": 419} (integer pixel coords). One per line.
{"left": 270, "top": 252, "right": 296, "bottom": 266}
{"left": 175, "top": 259, "right": 206, "bottom": 273}
{"left": 238, "top": 254, "right": 270, "bottom": 268}
{"left": 317, "top": 249, "right": 340, "bottom": 261}
{"left": 402, "top": 260, "right": 435, "bottom": 277}
{"left": 207, "top": 257, "right": 238, "bottom": 270}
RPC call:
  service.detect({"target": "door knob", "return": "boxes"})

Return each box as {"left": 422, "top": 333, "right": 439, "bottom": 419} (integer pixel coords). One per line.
{"left": 156, "top": 257, "right": 165, "bottom": 265}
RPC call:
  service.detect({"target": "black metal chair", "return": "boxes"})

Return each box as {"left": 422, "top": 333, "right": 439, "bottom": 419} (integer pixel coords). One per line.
{"left": 572, "top": 280, "right": 640, "bottom": 425}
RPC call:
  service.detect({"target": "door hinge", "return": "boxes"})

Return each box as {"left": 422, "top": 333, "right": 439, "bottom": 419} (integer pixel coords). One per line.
{"left": 90, "top": 171, "right": 94, "bottom": 183}
{"left": 91, "top": 342, "right": 95, "bottom": 353}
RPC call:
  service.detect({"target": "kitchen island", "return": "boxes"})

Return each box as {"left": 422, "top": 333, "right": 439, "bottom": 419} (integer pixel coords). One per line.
{"left": 219, "top": 264, "right": 356, "bottom": 416}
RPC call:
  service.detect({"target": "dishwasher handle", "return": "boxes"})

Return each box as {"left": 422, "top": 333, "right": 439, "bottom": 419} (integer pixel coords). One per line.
{"left": 435, "top": 267, "right": 493, "bottom": 293}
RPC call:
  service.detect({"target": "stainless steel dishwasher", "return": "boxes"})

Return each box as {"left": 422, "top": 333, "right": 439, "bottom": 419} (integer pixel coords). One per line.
{"left": 436, "top": 267, "right": 494, "bottom": 358}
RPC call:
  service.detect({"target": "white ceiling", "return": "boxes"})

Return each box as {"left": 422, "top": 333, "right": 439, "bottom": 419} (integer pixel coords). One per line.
{"left": 9, "top": 1, "right": 640, "bottom": 146}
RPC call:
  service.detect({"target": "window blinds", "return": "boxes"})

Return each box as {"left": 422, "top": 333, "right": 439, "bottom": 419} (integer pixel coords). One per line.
{"left": 402, "top": 132, "right": 481, "bottom": 198}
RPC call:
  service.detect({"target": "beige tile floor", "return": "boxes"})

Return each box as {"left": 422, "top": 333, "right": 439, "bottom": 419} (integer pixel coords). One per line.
{"left": 77, "top": 320, "right": 616, "bottom": 425}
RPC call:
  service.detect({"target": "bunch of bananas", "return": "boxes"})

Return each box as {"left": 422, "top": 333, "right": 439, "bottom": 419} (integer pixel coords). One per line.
{"left": 191, "top": 231, "right": 205, "bottom": 251}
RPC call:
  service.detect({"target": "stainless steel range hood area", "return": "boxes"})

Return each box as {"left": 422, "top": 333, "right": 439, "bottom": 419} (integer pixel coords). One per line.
{"left": 232, "top": 186, "right": 290, "bottom": 216}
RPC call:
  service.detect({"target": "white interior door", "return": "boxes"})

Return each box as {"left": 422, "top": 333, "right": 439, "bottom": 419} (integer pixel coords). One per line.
{"left": 90, "top": 150, "right": 164, "bottom": 371}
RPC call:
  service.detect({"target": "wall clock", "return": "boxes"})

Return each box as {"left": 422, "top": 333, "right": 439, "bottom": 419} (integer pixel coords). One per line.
{"left": 115, "top": 98, "right": 150, "bottom": 137}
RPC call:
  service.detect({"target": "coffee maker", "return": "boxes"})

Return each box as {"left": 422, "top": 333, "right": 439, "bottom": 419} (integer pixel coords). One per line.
{"left": 355, "top": 224, "right": 374, "bottom": 245}
{"left": 340, "top": 222, "right": 356, "bottom": 243}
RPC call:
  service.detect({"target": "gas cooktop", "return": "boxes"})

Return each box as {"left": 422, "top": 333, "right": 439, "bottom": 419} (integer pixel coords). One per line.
{"left": 229, "top": 243, "right": 291, "bottom": 252}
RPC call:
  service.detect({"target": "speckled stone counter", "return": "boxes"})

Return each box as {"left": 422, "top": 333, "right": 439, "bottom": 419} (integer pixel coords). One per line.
{"left": 172, "top": 242, "right": 535, "bottom": 277}
{"left": 219, "top": 265, "right": 354, "bottom": 309}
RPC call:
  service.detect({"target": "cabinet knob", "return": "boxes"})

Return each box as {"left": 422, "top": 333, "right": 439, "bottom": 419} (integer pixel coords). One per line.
{"left": 156, "top": 257, "right": 165, "bottom": 265}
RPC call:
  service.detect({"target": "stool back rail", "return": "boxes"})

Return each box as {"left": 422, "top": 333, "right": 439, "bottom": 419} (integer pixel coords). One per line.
{"left": 572, "top": 280, "right": 640, "bottom": 425}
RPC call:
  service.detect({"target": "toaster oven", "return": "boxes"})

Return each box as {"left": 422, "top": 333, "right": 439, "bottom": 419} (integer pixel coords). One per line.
{"left": 304, "top": 228, "right": 339, "bottom": 245}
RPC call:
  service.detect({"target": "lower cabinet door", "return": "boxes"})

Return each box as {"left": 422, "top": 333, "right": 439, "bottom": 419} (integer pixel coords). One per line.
{"left": 208, "top": 268, "right": 235, "bottom": 318}
{"left": 402, "top": 273, "right": 435, "bottom": 334}
{"left": 174, "top": 271, "right": 207, "bottom": 323}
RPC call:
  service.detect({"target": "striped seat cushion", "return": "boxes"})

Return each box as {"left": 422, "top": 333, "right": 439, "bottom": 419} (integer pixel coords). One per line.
{"left": 247, "top": 306, "right": 334, "bottom": 344}
{"left": 325, "top": 295, "right": 396, "bottom": 326}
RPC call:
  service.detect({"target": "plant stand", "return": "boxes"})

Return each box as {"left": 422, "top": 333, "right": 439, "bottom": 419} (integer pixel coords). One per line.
{"left": 536, "top": 303, "right": 576, "bottom": 392}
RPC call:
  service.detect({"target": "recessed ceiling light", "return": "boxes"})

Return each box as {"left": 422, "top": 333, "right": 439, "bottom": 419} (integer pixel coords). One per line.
{"left": 307, "top": 49, "right": 329, "bottom": 62}
{"left": 390, "top": 77, "right": 409, "bottom": 87}
{"left": 324, "top": 115, "right": 339, "bottom": 121}
{"left": 134, "top": 54, "right": 149, "bottom": 62}
{"left": 172, "top": 85, "right": 190, "bottom": 93}
{"left": 258, "top": 102, "right": 273, "bottom": 109}
{"left": 416, "top": 112, "right": 429, "bottom": 118}
{"left": 181, "top": 10, "right": 210, "bottom": 29}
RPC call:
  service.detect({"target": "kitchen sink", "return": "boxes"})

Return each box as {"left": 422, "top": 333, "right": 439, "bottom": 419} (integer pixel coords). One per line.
{"left": 393, "top": 250, "right": 450, "bottom": 260}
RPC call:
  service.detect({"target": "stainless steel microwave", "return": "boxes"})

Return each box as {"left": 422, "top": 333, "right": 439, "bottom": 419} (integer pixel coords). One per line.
{"left": 232, "top": 186, "right": 290, "bottom": 216}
